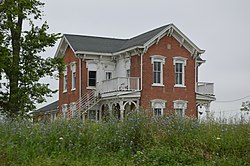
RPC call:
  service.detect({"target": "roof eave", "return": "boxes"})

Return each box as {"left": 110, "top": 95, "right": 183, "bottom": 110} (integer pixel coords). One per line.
{"left": 113, "top": 46, "right": 144, "bottom": 56}
{"left": 75, "top": 51, "right": 113, "bottom": 56}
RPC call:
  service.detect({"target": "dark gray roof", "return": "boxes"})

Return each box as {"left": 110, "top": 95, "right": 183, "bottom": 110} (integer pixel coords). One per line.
{"left": 32, "top": 100, "right": 59, "bottom": 114}
{"left": 64, "top": 25, "right": 169, "bottom": 53}
{"left": 65, "top": 34, "right": 127, "bottom": 53}
{"left": 119, "top": 25, "right": 168, "bottom": 51}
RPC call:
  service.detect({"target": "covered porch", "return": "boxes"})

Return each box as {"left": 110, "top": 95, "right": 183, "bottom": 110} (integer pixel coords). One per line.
{"left": 96, "top": 77, "right": 140, "bottom": 97}
{"left": 196, "top": 82, "right": 216, "bottom": 119}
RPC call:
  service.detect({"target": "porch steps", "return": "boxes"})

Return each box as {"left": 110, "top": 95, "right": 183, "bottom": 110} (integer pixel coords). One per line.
{"left": 75, "top": 90, "right": 100, "bottom": 119}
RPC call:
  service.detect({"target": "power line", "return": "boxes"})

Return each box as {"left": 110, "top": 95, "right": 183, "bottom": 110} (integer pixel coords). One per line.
{"left": 215, "top": 94, "right": 250, "bottom": 103}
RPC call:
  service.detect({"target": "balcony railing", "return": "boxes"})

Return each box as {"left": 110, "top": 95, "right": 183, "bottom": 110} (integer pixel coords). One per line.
{"left": 197, "top": 82, "right": 214, "bottom": 95}
{"left": 97, "top": 77, "right": 140, "bottom": 94}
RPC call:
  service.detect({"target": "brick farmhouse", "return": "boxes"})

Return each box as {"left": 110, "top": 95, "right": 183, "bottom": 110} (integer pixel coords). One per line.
{"left": 33, "top": 24, "right": 215, "bottom": 122}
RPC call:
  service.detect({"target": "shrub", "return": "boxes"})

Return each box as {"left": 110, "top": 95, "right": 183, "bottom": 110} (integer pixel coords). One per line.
{"left": 0, "top": 114, "right": 249, "bottom": 165}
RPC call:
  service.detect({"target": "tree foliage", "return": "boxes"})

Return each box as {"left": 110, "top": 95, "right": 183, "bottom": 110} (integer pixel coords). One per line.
{"left": 241, "top": 101, "right": 250, "bottom": 112}
{"left": 0, "top": 0, "right": 64, "bottom": 119}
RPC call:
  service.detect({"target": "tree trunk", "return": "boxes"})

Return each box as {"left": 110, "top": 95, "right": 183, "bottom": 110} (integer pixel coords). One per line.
{"left": 7, "top": 10, "right": 23, "bottom": 118}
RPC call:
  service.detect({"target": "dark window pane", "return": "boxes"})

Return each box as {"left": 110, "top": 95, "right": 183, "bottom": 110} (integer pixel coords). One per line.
{"left": 153, "top": 61, "right": 162, "bottom": 84}
{"left": 156, "top": 72, "right": 161, "bottom": 83}
{"left": 89, "top": 71, "right": 96, "bottom": 78}
{"left": 88, "top": 71, "right": 96, "bottom": 86}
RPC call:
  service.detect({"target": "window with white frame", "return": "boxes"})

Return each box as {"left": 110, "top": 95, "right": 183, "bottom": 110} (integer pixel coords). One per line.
{"left": 71, "top": 62, "right": 76, "bottom": 90}
{"left": 50, "top": 113, "right": 57, "bottom": 121}
{"left": 151, "top": 55, "right": 166, "bottom": 86}
{"left": 173, "top": 57, "right": 187, "bottom": 87}
{"left": 105, "top": 71, "right": 112, "bottom": 80}
{"left": 154, "top": 108, "right": 163, "bottom": 117}
{"left": 87, "top": 62, "right": 97, "bottom": 87}
{"left": 173, "top": 100, "right": 188, "bottom": 117}
{"left": 151, "top": 99, "right": 166, "bottom": 117}
{"left": 63, "top": 67, "right": 67, "bottom": 92}
{"left": 154, "top": 61, "right": 162, "bottom": 84}
{"left": 70, "top": 103, "right": 77, "bottom": 118}
{"left": 62, "top": 104, "right": 68, "bottom": 119}
{"left": 88, "top": 71, "right": 96, "bottom": 86}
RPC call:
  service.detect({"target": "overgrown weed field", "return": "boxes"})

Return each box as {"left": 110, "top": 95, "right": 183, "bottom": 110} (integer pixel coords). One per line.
{"left": 0, "top": 113, "right": 249, "bottom": 165}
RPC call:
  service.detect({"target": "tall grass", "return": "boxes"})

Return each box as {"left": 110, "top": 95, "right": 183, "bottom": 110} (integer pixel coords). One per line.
{"left": 0, "top": 112, "right": 249, "bottom": 165}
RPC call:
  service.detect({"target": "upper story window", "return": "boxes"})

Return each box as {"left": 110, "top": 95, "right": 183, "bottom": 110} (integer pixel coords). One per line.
{"left": 154, "top": 61, "right": 162, "bottom": 84}
{"left": 105, "top": 71, "right": 112, "bottom": 80}
{"left": 63, "top": 67, "right": 67, "bottom": 92}
{"left": 151, "top": 55, "right": 166, "bottom": 86}
{"left": 173, "top": 100, "right": 188, "bottom": 118}
{"left": 87, "top": 62, "right": 98, "bottom": 88}
{"left": 151, "top": 99, "right": 166, "bottom": 117}
{"left": 173, "top": 57, "right": 187, "bottom": 87}
{"left": 88, "top": 71, "right": 97, "bottom": 87}
{"left": 71, "top": 62, "right": 76, "bottom": 91}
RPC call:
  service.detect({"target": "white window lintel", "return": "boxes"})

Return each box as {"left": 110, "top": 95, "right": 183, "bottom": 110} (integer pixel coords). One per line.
{"left": 173, "top": 56, "right": 187, "bottom": 66}
{"left": 151, "top": 99, "right": 167, "bottom": 108}
{"left": 151, "top": 55, "right": 166, "bottom": 64}
{"left": 63, "top": 65, "right": 68, "bottom": 75}
{"left": 173, "top": 100, "right": 188, "bottom": 109}
{"left": 70, "top": 62, "right": 76, "bottom": 72}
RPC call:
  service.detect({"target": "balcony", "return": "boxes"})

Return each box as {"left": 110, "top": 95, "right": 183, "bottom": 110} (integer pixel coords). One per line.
{"left": 197, "top": 82, "right": 214, "bottom": 95}
{"left": 97, "top": 77, "right": 140, "bottom": 95}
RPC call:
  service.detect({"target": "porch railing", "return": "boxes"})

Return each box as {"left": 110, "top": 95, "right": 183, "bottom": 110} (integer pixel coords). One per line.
{"left": 197, "top": 82, "right": 214, "bottom": 95}
{"left": 97, "top": 77, "right": 140, "bottom": 94}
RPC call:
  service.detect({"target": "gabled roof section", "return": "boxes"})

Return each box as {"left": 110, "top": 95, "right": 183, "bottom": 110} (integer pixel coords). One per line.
{"left": 119, "top": 25, "right": 168, "bottom": 51}
{"left": 55, "top": 24, "right": 205, "bottom": 58}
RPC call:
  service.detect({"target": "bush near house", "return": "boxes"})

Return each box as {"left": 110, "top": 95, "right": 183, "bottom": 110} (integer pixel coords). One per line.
{"left": 0, "top": 113, "right": 249, "bottom": 165}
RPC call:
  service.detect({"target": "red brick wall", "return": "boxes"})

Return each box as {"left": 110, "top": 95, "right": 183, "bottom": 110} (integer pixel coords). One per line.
{"left": 137, "top": 35, "right": 196, "bottom": 117}
{"left": 59, "top": 46, "right": 80, "bottom": 113}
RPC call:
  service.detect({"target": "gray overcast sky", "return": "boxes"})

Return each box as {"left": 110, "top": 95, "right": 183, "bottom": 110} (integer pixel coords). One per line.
{"left": 39, "top": 0, "right": 250, "bottom": 119}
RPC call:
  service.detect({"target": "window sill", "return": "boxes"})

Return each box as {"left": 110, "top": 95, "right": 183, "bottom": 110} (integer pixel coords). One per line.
{"left": 63, "top": 90, "right": 67, "bottom": 93}
{"left": 152, "top": 83, "right": 164, "bottom": 87}
{"left": 174, "top": 84, "right": 186, "bottom": 88}
{"left": 87, "top": 86, "right": 96, "bottom": 90}
{"left": 71, "top": 88, "right": 76, "bottom": 91}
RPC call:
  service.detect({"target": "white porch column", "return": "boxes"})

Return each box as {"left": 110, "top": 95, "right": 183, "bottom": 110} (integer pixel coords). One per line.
{"left": 82, "top": 112, "right": 86, "bottom": 122}
{"left": 99, "top": 106, "right": 102, "bottom": 122}
{"left": 136, "top": 100, "right": 140, "bottom": 111}
{"left": 108, "top": 103, "right": 112, "bottom": 116}
{"left": 119, "top": 101, "right": 124, "bottom": 121}
{"left": 205, "top": 103, "right": 211, "bottom": 121}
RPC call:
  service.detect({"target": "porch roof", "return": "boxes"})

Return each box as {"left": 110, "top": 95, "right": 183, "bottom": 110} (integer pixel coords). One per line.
{"left": 31, "top": 100, "right": 59, "bottom": 114}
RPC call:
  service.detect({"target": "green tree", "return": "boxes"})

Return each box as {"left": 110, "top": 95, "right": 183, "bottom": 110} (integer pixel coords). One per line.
{"left": 241, "top": 101, "right": 250, "bottom": 112}
{"left": 0, "top": 0, "right": 64, "bottom": 119}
